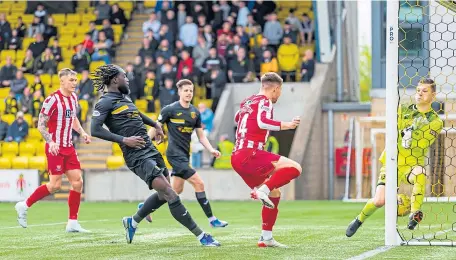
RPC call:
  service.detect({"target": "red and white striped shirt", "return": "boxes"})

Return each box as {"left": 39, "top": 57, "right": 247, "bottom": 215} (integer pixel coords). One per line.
{"left": 233, "top": 94, "right": 281, "bottom": 151}
{"left": 40, "top": 90, "right": 79, "bottom": 147}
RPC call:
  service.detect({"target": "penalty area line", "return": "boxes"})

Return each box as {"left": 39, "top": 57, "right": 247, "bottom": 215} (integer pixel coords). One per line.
{"left": 0, "top": 219, "right": 111, "bottom": 230}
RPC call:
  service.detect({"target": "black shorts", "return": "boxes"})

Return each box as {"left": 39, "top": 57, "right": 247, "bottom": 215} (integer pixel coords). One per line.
{"left": 167, "top": 156, "right": 196, "bottom": 180}
{"left": 131, "top": 153, "right": 169, "bottom": 190}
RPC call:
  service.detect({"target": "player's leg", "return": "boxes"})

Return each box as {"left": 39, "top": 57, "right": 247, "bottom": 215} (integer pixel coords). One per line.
{"left": 407, "top": 166, "right": 426, "bottom": 230}
{"left": 65, "top": 168, "right": 89, "bottom": 233}
{"left": 185, "top": 173, "right": 228, "bottom": 228}
{"left": 258, "top": 188, "right": 287, "bottom": 248}
{"left": 15, "top": 152, "right": 64, "bottom": 228}
{"left": 254, "top": 155, "right": 302, "bottom": 209}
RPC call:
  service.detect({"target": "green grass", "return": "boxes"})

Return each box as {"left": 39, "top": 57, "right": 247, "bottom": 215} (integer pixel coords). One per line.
{"left": 0, "top": 201, "right": 455, "bottom": 259}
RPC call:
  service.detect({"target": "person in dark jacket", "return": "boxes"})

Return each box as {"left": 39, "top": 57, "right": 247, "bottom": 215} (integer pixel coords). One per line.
{"left": 5, "top": 111, "right": 28, "bottom": 142}
{"left": 0, "top": 115, "right": 9, "bottom": 140}
{"left": 0, "top": 13, "right": 12, "bottom": 50}
{"left": 42, "top": 16, "right": 58, "bottom": 45}
{"left": 28, "top": 33, "right": 46, "bottom": 58}
{"left": 0, "top": 56, "right": 17, "bottom": 87}
{"left": 159, "top": 77, "right": 178, "bottom": 108}
{"left": 207, "top": 68, "right": 226, "bottom": 111}
{"left": 71, "top": 44, "right": 91, "bottom": 73}
{"left": 7, "top": 29, "right": 22, "bottom": 50}
{"left": 110, "top": 4, "right": 128, "bottom": 28}
{"left": 301, "top": 49, "right": 315, "bottom": 82}
{"left": 76, "top": 70, "right": 94, "bottom": 102}
{"left": 20, "top": 87, "right": 33, "bottom": 114}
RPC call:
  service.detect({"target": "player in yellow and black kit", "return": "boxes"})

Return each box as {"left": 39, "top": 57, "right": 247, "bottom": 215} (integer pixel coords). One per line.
{"left": 346, "top": 78, "right": 443, "bottom": 237}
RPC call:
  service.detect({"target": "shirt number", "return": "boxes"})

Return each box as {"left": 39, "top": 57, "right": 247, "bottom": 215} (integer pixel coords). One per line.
{"left": 239, "top": 114, "right": 249, "bottom": 138}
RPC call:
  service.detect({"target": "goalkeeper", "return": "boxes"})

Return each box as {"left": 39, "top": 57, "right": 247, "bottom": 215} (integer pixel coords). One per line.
{"left": 346, "top": 78, "right": 443, "bottom": 237}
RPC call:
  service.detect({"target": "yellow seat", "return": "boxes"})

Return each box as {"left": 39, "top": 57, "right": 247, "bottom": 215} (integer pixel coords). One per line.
{"left": 75, "top": 26, "right": 89, "bottom": 37}
{"left": 112, "top": 143, "right": 122, "bottom": 156}
{"left": 144, "top": 0, "right": 157, "bottom": 8}
{"left": 79, "top": 99, "right": 89, "bottom": 122}
{"left": 59, "top": 27, "right": 76, "bottom": 37}
{"left": 58, "top": 62, "right": 72, "bottom": 71}
{"left": 28, "top": 156, "right": 47, "bottom": 171}
{"left": 15, "top": 50, "right": 25, "bottom": 62}
{"left": 36, "top": 142, "right": 46, "bottom": 156}
{"left": 0, "top": 87, "right": 10, "bottom": 99}
{"left": 106, "top": 155, "right": 124, "bottom": 170}
{"left": 12, "top": 156, "right": 29, "bottom": 169}
{"left": 22, "top": 38, "right": 35, "bottom": 50}
{"left": 66, "top": 14, "right": 81, "bottom": 25}
{"left": 89, "top": 61, "right": 106, "bottom": 72}
{"left": 2, "top": 114, "right": 15, "bottom": 125}
{"left": 52, "top": 14, "right": 66, "bottom": 26}
{"left": 51, "top": 74, "right": 60, "bottom": 86}
{"left": 19, "top": 141, "right": 36, "bottom": 156}
{"left": 1, "top": 49, "right": 16, "bottom": 61}
{"left": 0, "top": 101, "right": 5, "bottom": 113}
{"left": 198, "top": 99, "right": 213, "bottom": 109}
{"left": 21, "top": 15, "right": 34, "bottom": 24}
{"left": 23, "top": 114, "right": 33, "bottom": 127}
{"left": 0, "top": 157, "right": 11, "bottom": 169}
{"left": 0, "top": 6, "right": 10, "bottom": 14}
{"left": 163, "top": 156, "right": 172, "bottom": 169}
{"left": 40, "top": 74, "right": 52, "bottom": 86}
{"left": 117, "top": 1, "right": 133, "bottom": 12}
{"left": 154, "top": 141, "right": 166, "bottom": 155}
{"left": 11, "top": 3, "right": 25, "bottom": 13}
{"left": 2, "top": 142, "right": 18, "bottom": 156}
{"left": 24, "top": 73, "right": 34, "bottom": 84}
{"left": 81, "top": 13, "right": 96, "bottom": 23}
{"left": 135, "top": 99, "right": 148, "bottom": 112}
{"left": 27, "top": 128, "right": 42, "bottom": 141}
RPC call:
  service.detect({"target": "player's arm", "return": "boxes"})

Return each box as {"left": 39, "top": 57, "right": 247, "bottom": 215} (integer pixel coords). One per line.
{"left": 195, "top": 111, "right": 220, "bottom": 157}
{"left": 416, "top": 118, "right": 443, "bottom": 149}
{"left": 38, "top": 96, "right": 59, "bottom": 155}
{"left": 72, "top": 116, "right": 91, "bottom": 144}
{"left": 140, "top": 111, "right": 165, "bottom": 144}
{"left": 157, "top": 105, "right": 172, "bottom": 128}
{"left": 37, "top": 113, "right": 53, "bottom": 144}
{"left": 90, "top": 98, "right": 126, "bottom": 143}
{"left": 257, "top": 99, "right": 299, "bottom": 131}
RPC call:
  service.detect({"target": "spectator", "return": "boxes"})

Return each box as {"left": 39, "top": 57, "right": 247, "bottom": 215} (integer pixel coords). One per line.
{"left": 144, "top": 70, "right": 158, "bottom": 112}
{"left": 143, "top": 55, "right": 156, "bottom": 73}
{"left": 34, "top": 48, "right": 57, "bottom": 75}
{"left": 81, "top": 33, "right": 95, "bottom": 54}
{"left": 5, "top": 91, "right": 18, "bottom": 114}
{"left": 155, "top": 39, "right": 173, "bottom": 60}
{"left": 0, "top": 13, "right": 12, "bottom": 49}
{"left": 301, "top": 13, "right": 314, "bottom": 45}
{"left": 260, "top": 50, "right": 278, "bottom": 76}
{"left": 236, "top": 1, "right": 250, "bottom": 27}
{"left": 43, "top": 16, "right": 58, "bottom": 45}
{"left": 253, "top": 38, "right": 275, "bottom": 73}
{"left": 5, "top": 111, "right": 28, "bottom": 142}
{"left": 101, "top": 19, "right": 115, "bottom": 42}
{"left": 158, "top": 77, "right": 178, "bottom": 108}
{"left": 110, "top": 3, "right": 128, "bottom": 27}
{"left": 30, "top": 74, "right": 45, "bottom": 97}
{"left": 177, "top": 4, "right": 186, "bottom": 29}
{"left": 228, "top": 47, "right": 253, "bottom": 83}
{"left": 163, "top": 9, "right": 178, "bottom": 37}
{"left": 7, "top": 29, "right": 21, "bottom": 50}
{"left": 217, "top": 22, "right": 234, "bottom": 40}
{"left": 219, "top": 0, "right": 231, "bottom": 20}
{"left": 11, "top": 71, "right": 27, "bottom": 100}
{"left": 142, "top": 12, "right": 161, "bottom": 39}
{"left": 191, "top": 3, "right": 206, "bottom": 22}
{"left": 21, "top": 87, "right": 32, "bottom": 114}
{"left": 28, "top": 33, "right": 46, "bottom": 58}
{"left": 283, "top": 21, "right": 298, "bottom": 44}
{"left": 0, "top": 115, "right": 8, "bottom": 140}
{"left": 34, "top": 4, "right": 47, "bottom": 23}
{"left": 203, "top": 47, "right": 226, "bottom": 74}
{"left": 235, "top": 25, "right": 249, "bottom": 46}
{"left": 180, "top": 66, "right": 193, "bottom": 81}
{"left": 71, "top": 44, "right": 91, "bottom": 73}
{"left": 216, "top": 34, "right": 229, "bottom": 58}
{"left": 226, "top": 35, "right": 246, "bottom": 63}
{"left": 207, "top": 68, "right": 226, "bottom": 111}
{"left": 15, "top": 16, "right": 27, "bottom": 38}
{"left": 301, "top": 49, "right": 315, "bottom": 82}
{"left": 263, "top": 13, "right": 283, "bottom": 50}
{"left": 197, "top": 14, "right": 207, "bottom": 34}
{"left": 87, "top": 21, "right": 99, "bottom": 41}
{"left": 198, "top": 102, "right": 214, "bottom": 132}
{"left": 252, "top": 0, "right": 276, "bottom": 29}
{"left": 0, "top": 56, "right": 17, "bottom": 87}
{"left": 77, "top": 70, "right": 94, "bottom": 101}
{"left": 138, "top": 38, "right": 155, "bottom": 60}
{"left": 245, "top": 14, "right": 258, "bottom": 37}
{"left": 158, "top": 0, "right": 171, "bottom": 23}
{"left": 125, "top": 63, "right": 139, "bottom": 102}
{"left": 28, "top": 16, "right": 45, "bottom": 38}
{"left": 31, "top": 90, "right": 44, "bottom": 118}
{"left": 92, "top": 31, "right": 113, "bottom": 64}
{"left": 133, "top": 55, "right": 145, "bottom": 88}
{"left": 285, "top": 9, "right": 303, "bottom": 33}
{"left": 50, "top": 39, "right": 62, "bottom": 62}
{"left": 211, "top": 4, "right": 223, "bottom": 31}
{"left": 177, "top": 50, "right": 194, "bottom": 80}
{"left": 158, "top": 24, "right": 174, "bottom": 45}
{"left": 277, "top": 36, "right": 299, "bottom": 81}
{"left": 192, "top": 36, "right": 210, "bottom": 75}
{"left": 169, "top": 55, "right": 179, "bottom": 73}
{"left": 191, "top": 131, "right": 204, "bottom": 168}
{"left": 21, "top": 50, "right": 35, "bottom": 74}
{"left": 94, "top": 0, "right": 111, "bottom": 25}
{"left": 179, "top": 16, "right": 198, "bottom": 48}
{"left": 203, "top": 24, "right": 215, "bottom": 47}
{"left": 174, "top": 39, "right": 190, "bottom": 57}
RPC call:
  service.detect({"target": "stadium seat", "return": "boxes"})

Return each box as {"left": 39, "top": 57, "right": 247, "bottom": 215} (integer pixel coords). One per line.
{"left": 35, "top": 142, "right": 46, "bottom": 156}
{"left": 118, "top": 1, "right": 133, "bottom": 12}
{"left": 10, "top": 3, "right": 25, "bottom": 13}
{"left": 112, "top": 143, "right": 122, "bottom": 156}
{"left": 81, "top": 13, "right": 96, "bottom": 24}
{"left": 1, "top": 49, "right": 16, "bottom": 61}
{"left": 21, "top": 15, "right": 34, "bottom": 24}
{"left": 19, "top": 141, "right": 36, "bottom": 156}
{"left": 2, "top": 142, "right": 18, "bottom": 156}
{"left": 22, "top": 38, "right": 35, "bottom": 50}
{"left": 12, "top": 156, "right": 29, "bottom": 169}
{"left": 28, "top": 156, "right": 47, "bottom": 171}
{"left": 0, "top": 87, "right": 10, "bottom": 99}
{"left": 0, "top": 157, "right": 11, "bottom": 169}
{"left": 106, "top": 156, "right": 124, "bottom": 170}
{"left": 60, "top": 26, "right": 76, "bottom": 37}
{"left": 155, "top": 141, "right": 166, "bottom": 155}
{"left": 52, "top": 14, "right": 66, "bottom": 26}
{"left": 135, "top": 99, "right": 148, "bottom": 112}
{"left": 79, "top": 100, "right": 89, "bottom": 122}
{"left": 16, "top": 50, "right": 25, "bottom": 62}
{"left": 2, "top": 114, "right": 15, "bottom": 125}
{"left": 163, "top": 156, "right": 172, "bottom": 169}
{"left": 24, "top": 73, "right": 34, "bottom": 84}
{"left": 27, "top": 128, "right": 42, "bottom": 142}
{"left": 66, "top": 14, "right": 81, "bottom": 25}
{"left": 144, "top": 0, "right": 157, "bottom": 8}
{"left": 23, "top": 114, "right": 33, "bottom": 127}
{"left": 51, "top": 74, "right": 60, "bottom": 86}
{"left": 0, "top": 102, "right": 5, "bottom": 113}
{"left": 90, "top": 61, "right": 106, "bottom": 72}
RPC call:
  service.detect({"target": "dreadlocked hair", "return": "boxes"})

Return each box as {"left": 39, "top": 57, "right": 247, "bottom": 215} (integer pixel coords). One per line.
{"left": 91, "top": 64, "right": 121, "bottom": 93}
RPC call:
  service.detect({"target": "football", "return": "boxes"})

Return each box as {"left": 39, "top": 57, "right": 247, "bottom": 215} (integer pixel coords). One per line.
{"left": 397, "top": 193, "right": 411, "bottom": 217}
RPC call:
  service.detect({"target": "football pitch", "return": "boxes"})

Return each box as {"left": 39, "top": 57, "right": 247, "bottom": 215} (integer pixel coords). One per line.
{"left": 0, "top": 201, "right": 455, "bottom": 259}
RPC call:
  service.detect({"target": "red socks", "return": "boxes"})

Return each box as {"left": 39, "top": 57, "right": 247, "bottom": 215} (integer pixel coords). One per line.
{"left": 262, "top": 197, "right": 280, "bottom": 231}
{"left": 26, "top": 184, "right": 51, "bottom": 207}
{"left": 264, "top": 167, "right": 300, "bottom": 190}
{"left": 68, "top": 190, "right": 81, "bottom": 220}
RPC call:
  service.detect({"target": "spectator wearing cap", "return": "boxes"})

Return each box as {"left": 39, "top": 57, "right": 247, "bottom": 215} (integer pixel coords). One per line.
{"left": 5, "top": 111, "right": 28, "bottom": 142}
{"left": 179, "top": 16, "right": 198, "bottom": 49}
{"left": 263, "top": 13, "right": 283, "bottom": 51}
{"left": 277, "top": 35, "right": 299, "bottom": 82}
{"left": 142, "top": 12, "right": 161, "bottom": 39}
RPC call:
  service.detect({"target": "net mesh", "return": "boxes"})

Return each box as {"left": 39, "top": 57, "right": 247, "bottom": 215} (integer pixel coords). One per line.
{"left": 396, "top": 0, "right": 456, "bottom": 244}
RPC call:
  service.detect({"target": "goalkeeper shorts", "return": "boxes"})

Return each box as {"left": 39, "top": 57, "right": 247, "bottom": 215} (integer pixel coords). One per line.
{"left": 377, "top": 165, "right": 414, "bottom": 186}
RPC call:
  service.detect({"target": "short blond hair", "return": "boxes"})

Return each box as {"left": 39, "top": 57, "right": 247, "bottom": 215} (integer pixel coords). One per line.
{"left": 261, "top": 72, "right": 283, "bottom": 85}
{"left": 58, "top": 68, "right": 77, "bottom": 79}
{"left": 176, "top": 79, "right": 194, "bottom": 89}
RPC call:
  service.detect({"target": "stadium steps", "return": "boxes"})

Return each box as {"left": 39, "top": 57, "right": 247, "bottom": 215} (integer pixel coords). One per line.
{"left": 115, "top": 13, "right": 149, "bottom": 68}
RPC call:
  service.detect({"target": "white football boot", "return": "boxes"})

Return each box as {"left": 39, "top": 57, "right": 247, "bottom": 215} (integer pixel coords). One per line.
{"left": 15, "top": 201, "right": 28, "bottom": 228}
{"left": 257, "top": 236, "right": 288, "bottom": 248}
{"left": 66, "top": 220, "right": 91, "bottom": 233}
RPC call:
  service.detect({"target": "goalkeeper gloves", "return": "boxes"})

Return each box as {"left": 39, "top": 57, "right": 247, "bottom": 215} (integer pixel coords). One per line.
{"left": 401, "top": 126, "right": 413, "bottom": 149}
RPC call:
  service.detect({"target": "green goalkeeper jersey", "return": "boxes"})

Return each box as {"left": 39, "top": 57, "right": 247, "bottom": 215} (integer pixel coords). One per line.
{"left": 380, "top": 104, "right": 443, "bottom": 167}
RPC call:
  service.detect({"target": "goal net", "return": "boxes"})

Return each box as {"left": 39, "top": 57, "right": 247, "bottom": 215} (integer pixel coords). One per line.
{"left": 385, "top": 0, "right": 456, "bottom": 246}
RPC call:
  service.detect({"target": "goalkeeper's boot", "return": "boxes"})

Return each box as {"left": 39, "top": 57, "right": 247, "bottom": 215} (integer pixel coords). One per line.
{"left": 15, "top": 201, "right": 28, "bottom": 228}
{"left": 258, "top": 236, "right": 288, "bottom": 248}
{"left": 66, "top": 220, "right": 91, "bottom": 233}
{"left": 346, "top": 217, "right": 363, "bottom": 237}
{"left": 407, "top": 210, "right": 423, "bottom": 230}
{"left": 250, "top": 188, "right": 275, "bottom": 209}
{"left": 210, "top": 218, "right": 228, "bottom": 228}
{"left": 122, "top": 216, "right": 137, "bottom": 244}
{"left": 137, "top": 202, "right": 152, "bottom": 223}
{"left": 199, "top": 233, "right": 221, "bottom": 247}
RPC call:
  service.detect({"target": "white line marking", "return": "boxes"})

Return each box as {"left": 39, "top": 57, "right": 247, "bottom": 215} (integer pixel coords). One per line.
{"left": 0, "top": 219, "right": 111, "bottom": 230}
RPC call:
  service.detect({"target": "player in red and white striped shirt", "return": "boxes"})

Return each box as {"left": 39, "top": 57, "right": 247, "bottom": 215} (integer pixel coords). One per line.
{"left": 231, "top": 72, "right": 302, "bottom": 248}
{"left": 15, "top": 68, "right": 92, "bottom": 233}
